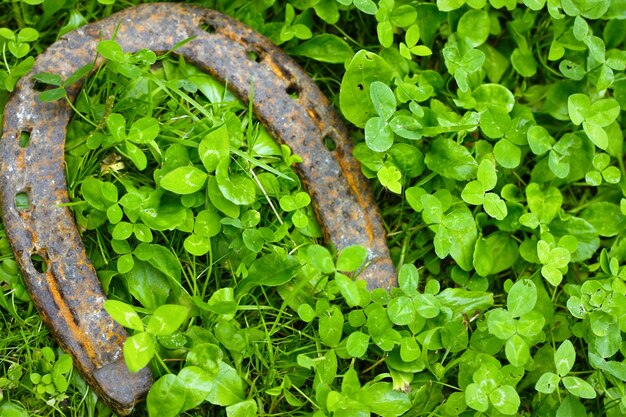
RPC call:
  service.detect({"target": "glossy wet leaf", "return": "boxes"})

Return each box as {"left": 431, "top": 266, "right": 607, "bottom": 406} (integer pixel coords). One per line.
{"left": 104, "top": 300, "right": 143, "bottom": 331}
{"left": 199, "top": 125, "right": 230, "bottom": 173}
{"left": 307, "top": 244, "right": 335, "bottom": 274}
{"left": 160, "top": 166, "right": 208, "bottom": 195}
{"left": 147, "top": 304, "right": 189, "bottom": 336}
{"left": 178, "top": 366, "right": 212, "bottom": 412}
{"left": 425, "top": 138, "right": 478, "bottom": 181}
{"left": 147, "top": 374, "right": 186, "bottom": 417}
{"left": 507, "top": 279, "right": 537, "bottom": 317}
{"left": 205, "top": 362, "right": 245, "bottom": 406}
{"left": 340, "top": 50, "right": 393, "bottom": 127}
{"left": 319, "top": 306, "right": 343, "bottom": 347}
{"left": 215, "top": 158, "right": 256, "bottom": 205}
{"left": 124, "top": 332, "right": 155, "bottom": 373}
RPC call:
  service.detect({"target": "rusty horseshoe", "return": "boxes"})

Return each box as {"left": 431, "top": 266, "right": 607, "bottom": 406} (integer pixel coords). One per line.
{"left": 0, "top": 3, "right": 396, "bottom": 415}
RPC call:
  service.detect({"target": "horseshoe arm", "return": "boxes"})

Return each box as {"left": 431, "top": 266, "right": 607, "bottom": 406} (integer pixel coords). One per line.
{"left": 0, "top": 3, "right": 396, "bottom": 415}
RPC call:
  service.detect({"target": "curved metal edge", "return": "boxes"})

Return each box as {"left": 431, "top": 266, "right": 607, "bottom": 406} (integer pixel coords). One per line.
{"left": 0, "top": 2, "right": 396, "bottom": 414}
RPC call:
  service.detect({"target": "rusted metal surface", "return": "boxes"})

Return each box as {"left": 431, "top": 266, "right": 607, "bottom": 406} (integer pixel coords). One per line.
{"left": 0, "top": 3, "right": 396, "bottom": 414}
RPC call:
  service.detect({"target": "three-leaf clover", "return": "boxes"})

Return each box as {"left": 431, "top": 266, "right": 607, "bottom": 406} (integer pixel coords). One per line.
{"left": 0, "top": 27, "right": 38, "bottom": 58}
{"left": 461, "top": 158, "right": 508, "bottom": 220}
{"left": 567, "top": 94, "right": 620, "bottom": 150}
{"left": 106, "top": 113, "right": 160, "bottom": 170}
{"left": 535, "top": 340, "right": 597, "bottom": 399}
{"left": 105, "top": 301, "right": 189, "bottom": 372}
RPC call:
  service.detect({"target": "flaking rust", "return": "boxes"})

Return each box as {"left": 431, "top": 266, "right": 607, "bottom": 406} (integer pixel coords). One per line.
{"left": 0, "top": 3, "right": 396, "bottom": 414}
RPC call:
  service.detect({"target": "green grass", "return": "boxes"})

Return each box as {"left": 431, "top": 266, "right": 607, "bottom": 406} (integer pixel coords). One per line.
{"left": 1, "top": 0, "right": 626, "bottom": 417}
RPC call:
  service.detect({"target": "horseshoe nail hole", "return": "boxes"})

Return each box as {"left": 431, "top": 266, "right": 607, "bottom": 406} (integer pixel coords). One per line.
{"left": 15, "top": 192, "right": 30, "bottom": 211}
{"left": 19, "top": 130, "right": 31, "bottom": 148}
{"left": 286, "top": 84, "right": 300, "bottom": 99}
{"left": 201, "top": 21, "right": 217, "bottom": 34}
{"left": 323, "top": 136, "right": 337, "bottom": 152}
{"left": 33, "top": 80, "right": 51, "bottom": 92}
{"left": 247, "top": 50, "right": 262, "bottom": 63}
{"left": 30, "top": 253, "right": 47, "bottom": 274}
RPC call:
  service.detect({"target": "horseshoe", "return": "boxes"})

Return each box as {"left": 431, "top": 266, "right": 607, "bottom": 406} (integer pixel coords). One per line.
{"left": 0, "top": 3, "right": 396, "bottom": 415}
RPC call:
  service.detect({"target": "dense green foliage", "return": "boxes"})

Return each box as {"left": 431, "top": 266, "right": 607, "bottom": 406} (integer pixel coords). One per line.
{"left": 1, "top": 0, "right": 625, "bottom": 416}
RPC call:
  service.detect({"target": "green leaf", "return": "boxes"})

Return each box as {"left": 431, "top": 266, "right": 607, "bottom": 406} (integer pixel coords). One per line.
{"left": 336, "top": 246, "right": 368, "bottom": 272}
{"left": 487, "top": 308, "right": 516, "bottom": 340}
{"left": 319, "top": 306, "right": 343, "bottom": 347}
{"left": 128, "top": 117, "right": 159, "bottom": 144}
{"left": 279, "top": 192, "right": 311, "bottom": 212}
{"left": 473, "top": 84, "right": 515, "bottom": 112}
{"left": 199, "top": 125, "right": 230, "bottom": 173}
{"left": 483, "top": 193, "right": 508, "bottom": 220}
{"left": 465, "top": 383, "right": 489, "bottom": 412}
{"left": 334, "top": 273, "right": 361, "bottom": 307}
{"left": 205, "top": 361, "right": 245, "bottom": 406}
{"left": 526, "top": 183, "right": 562, "bottom": 224}
{"left": 568, "top": 93, "right": 590, "bottom": 125}
{"left": 290, "top": 34, "right": 353, "bottom": 63}
{"left": 580, "top": 202, "right": 625, "bottom": 237}
{"left": 346, "top": 331, "right": 370, "bottom": 357}
{"left": 535, "top": 372, "right": 559, "bottom": 394}
{"left": 123, "top": 332, "right": 154, "bottom": 372}
{"left": 527, "top": 125, "right": 555, "bottom": 155}
{"left": 398, "top": 263, "right": 419, "bottom": 296}
{"left": 365, "top": 117, "right": 394, "bottom": 152}
{"left": 146, "top": 304, "right": 188, "bottom": 336}
{"left": 555, "top": 339, "right": 576, "bottom": 377}
{"left": 370, "top": 81, "right": 396, "bottom": 121}
{"left": 194, "top": 209, "right": 221, "bottom": 238}
{"left": 511, "top": 48, "right": 537, "bottom": 77}
{"left": 307, "top": 244, "right": 335, "bottom": 274}
{"left": 377, "top": 165, "right": 402, "bottom": 194}
{"left": 353, "top": 0, "right": 378, "bottom": 14}
{"left": 104, "top": 300, "right": 143, "bottom": 331}
{"left": 123, "top": 141, "right": 147, "bottom": 170}
{"left": 160, "top": 166, "right": 208, "bottom": 195}
{"left": 81, "top": 177, "right": 118, "bottom": 211}
{"left": 215, "top": 158, "right": 256, "bottom": 205}
{"left": 97, "top": 40, "right": 125, "bottom": 62}
{"left": 354, "top": 382, "right": 411, "bottom": 416}
{"left": 340, "top": 51, "right": 393, "bottom": 127}
{"left": 33, "top": 72, "right": 63, "bottom": 87}
{"left": 457, "top": 10, "right": 490, "bottom": 47}
{"left": 207, "top": 176, "right": 240, "bottom": 218}
{"left": 237, "top": 253, "right": 300, "bottom": 294}
{"left": 437, "top": 0, "right": 466, "bottom": 11}
{"left": 556, "top": 395, "right": 587, "bottom": 417}
{"left": 507, "top": 279, "right": 537, "bottom": 317}
{"left": 226, "top": 400, "right": 258, "bottom": 417}
{"left": 461, "top": 181, "right": 484, "bottom": 205}
{"left": 587, "top": 99, "right": 620, "bottom": 127}
{"left": 387, "top": 296, "right": 417, "bottom": 326}
{"left": 425, "top": 138, "right": 478, "bottom": 181}
{"left": 184, "top": 234, "right": 211, "bottom": 256}
{"left": 583, "top": 121, "right": 608, "bottom": 149}
{"left": 489, "top": 385, "right": 520, "bottom": 415}
{"left": 16, "top": 27, "right": 38, "bottom": 43}
{"left": 389, "top": 114, "right": 423, "bottom": 140}
{"left": 38, "top": 87, "right": 66, "bottom": 102}
{"left": 112, "top": 222, "right": 133, "bottom": 240}
{"left": 505, "top": 334, "right": 530, "bottom": 367}
{"left": 493, "top": 139, "right": 521, "bottom": 168}
{"left": 178, "top": 366, "right": 213, "bottom": 412}
{"left": 477, "top": 159, "right": 497, "bottom": 191}
{"left": 562, "top": 376, "right": 597, "bottom": 399}
{"left": 146, "top": 374, "right": 186, "bottom": 417}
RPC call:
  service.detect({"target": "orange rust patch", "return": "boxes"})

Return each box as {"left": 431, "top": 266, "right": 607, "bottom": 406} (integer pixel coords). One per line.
{"left": 44, "top": 269, "right": 99, "bottom": 365}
